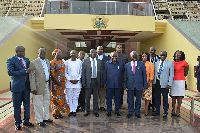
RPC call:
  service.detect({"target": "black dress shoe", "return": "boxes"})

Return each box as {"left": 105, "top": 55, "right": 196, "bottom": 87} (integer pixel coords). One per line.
{"left": 23, "top": 122, "right": 34, "bottom": 127}
{"left": 15, "top": 125, "right": 22, "bottom": 130}
{"left": 94, "top": 113, "right": 99, "bottom": 117}
{"left": 43, "top": 119, "right": 53, "bottom": 123}
{"left": 163, "top": 113, "right": 168, "bottom": 119}
{"left": 68, "top": 112, "right": 73, "bottom": 117}
{"left": 100, "top": 107, "right": 106, "bottom": 111}
{"left": 107, "top": 112, "right": 111, "bottom": 117}
{"left": 73, "top": 112, "right": 77, "bottom": 117}
{"left": 58, "top": 114, "right": 63, "bottom": 118}
{"left": 37, "top": 122, "right": 46, "bottom": 127}
{"left": 135, "top": 114, "right": 141, "bottom": 118}
{"left": 84, "top": 112, "right": 90, "bottom": 117}
{"left": 127, "top": 114, "right": 133, "bottom": 118}
{"left": 115, "top": 112, "right": 121, "bottom": 116}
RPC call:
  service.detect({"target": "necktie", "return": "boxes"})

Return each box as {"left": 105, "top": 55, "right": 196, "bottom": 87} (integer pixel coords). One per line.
{"left": 92, "top": 59, "right": 97, "bottom": 78}
{"left": 132, "top": 62, "right": 136, "bottom": 74}
{"left": 19, "top": 59, "right": 25, "bottom": 68}
{"left": 158, "top": 61, "right": 163, "bottom": 79}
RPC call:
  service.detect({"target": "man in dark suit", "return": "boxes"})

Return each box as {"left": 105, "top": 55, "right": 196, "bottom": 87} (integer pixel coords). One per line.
{"left": 125, "top": 51, "right": 147, "bottom": 118}
{"left": 82, "top": 49, "right": 102, "bottom": 117}
{"left": 104, "top": 52, "right": 124, "bottom": 117}
{"left": 116, "top": 44, "right": 128, "bottom": 108}
{"left": 97, "top": 46, "right": 109, "bottom": 111}
{"left": 6, "top": 46, "right": 34, "bottom": 130}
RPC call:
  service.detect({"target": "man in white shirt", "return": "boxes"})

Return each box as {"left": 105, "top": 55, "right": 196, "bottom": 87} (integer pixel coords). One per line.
{"left": 29, "top": 47, "right": 53, "bottom": 127}
{"left": 65, "top": 50, "right": 82, "bottom": 117}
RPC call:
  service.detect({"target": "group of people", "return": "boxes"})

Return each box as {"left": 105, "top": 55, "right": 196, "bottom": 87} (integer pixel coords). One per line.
{"left": 6, "top": 44, "right": 200, "bottom": 131}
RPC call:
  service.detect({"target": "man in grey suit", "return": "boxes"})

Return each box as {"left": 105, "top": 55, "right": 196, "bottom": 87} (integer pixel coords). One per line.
{"left": 82, "top": 49, "right": 102, "bottom": 117}
{"left": 152, "top": 51, "right": 174, "bottom": 119}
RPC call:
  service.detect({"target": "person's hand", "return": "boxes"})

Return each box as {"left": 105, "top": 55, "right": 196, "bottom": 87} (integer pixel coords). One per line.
{"left": 31, "top": 90, "right": 37, "bottom": 95}
{"left": 167, "top": 85, "right": 171, "bottom": 90}
{"left": 26, "top": 68, "right": 31, "bottom": 73}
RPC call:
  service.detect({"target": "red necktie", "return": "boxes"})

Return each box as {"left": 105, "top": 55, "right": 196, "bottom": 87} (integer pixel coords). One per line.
{"left": 132, "top": 62, "right": 136, "bottom": 74}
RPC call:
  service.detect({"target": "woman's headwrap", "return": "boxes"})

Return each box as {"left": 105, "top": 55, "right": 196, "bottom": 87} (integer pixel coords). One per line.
{"left": 52, "top": 48, "right": 61, "bottom": 56}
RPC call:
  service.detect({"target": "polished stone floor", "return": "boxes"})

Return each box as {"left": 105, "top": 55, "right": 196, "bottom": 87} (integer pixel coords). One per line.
{"left": 1, "top": 104, "right": 199, "bottom": 133}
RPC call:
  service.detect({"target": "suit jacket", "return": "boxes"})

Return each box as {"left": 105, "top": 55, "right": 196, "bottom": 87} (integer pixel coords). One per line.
{"left": 98, "top": 54, "right": 110, "bottom": 87}
{"left": 29, "top": 58, "right": 50, "bottom": 95}
{"left": 125, "top": 61, "right": 147, "bottom": 90}
{"left": 82, "top": 58, "right": 102, "bottom": 89}
{"left": 104, "top": 60, "right": 124, "bottom": 89}
{"left": 153, "top": 59, "right": 174, "bottom": 88}
{"left": 7, "top": 56, "right": 30, "bottom": 92}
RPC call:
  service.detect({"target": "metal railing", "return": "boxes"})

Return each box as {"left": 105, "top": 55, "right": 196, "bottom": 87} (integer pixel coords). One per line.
{"left": 45, "top": 0, "right": 154, "bottom": 16}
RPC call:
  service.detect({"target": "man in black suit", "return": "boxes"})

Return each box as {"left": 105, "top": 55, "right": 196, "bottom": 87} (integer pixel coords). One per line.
{"left": 82, "top": 49, "right": 102, "bottom": 117}
{"left": 97, "top": 46, "right": 109, "bottom": 111}
{"left": 6, "top": 46, "right": 34, "bottom": 130}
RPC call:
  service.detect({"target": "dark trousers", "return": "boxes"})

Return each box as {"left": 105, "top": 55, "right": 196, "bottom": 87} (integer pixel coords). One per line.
{"left": 120, "top": 88, "right": 124, "bottom": 107}
{"left": 78, "top": 88, "right": 85, "bottom": 110}
{"left": 85, "top": 79, "right": 99, "bottom": 113}
{"left": 106, "top": 88, "right": 120, "bottom": 113}
{"left": 12, "top": 90, "right": 30, "bottom": 125}
{"left": 154, "top": 79, "right": 169, "bottom": 114}
{"left": 151, "top": 84, "right": 156, "bottom": 109}
{"left": 127, "top": 89, "right": 143, "bottom": 115}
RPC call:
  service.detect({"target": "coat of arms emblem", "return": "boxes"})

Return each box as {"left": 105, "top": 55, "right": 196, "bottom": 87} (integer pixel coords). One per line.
{"left": 92, "top": 16, "right": 109, "bottom": 30}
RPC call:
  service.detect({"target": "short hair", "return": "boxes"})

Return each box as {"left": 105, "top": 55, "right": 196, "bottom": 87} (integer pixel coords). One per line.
{"left": 173, "top": 50, "right": 185, "bottom": 61}
{"left": 140, "top": 52, "right": 150, "bottom": 61}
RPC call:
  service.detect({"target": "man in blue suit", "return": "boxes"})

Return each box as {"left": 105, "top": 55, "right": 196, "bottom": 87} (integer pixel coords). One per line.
{"left": 104, "top": 52, "right": 124, "bottom": 117}
{"left": 7, "top": 46, "right": 34, "bottom": 130}
{"left": 152, "top": 51, "right": 174, "bottom": 119}
{"left": 97, "top": 46, "right": 110, "bottom": 111}
{"left": 125, "top": 51, "right": 147, "bottom": 118}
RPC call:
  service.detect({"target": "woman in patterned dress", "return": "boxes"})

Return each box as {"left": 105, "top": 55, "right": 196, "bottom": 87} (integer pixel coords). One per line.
{"left": 141, "top": 52, "right": 154, "bottom": 116}
{"left": 50, "top": 49, "right": 69, "bottom": 119}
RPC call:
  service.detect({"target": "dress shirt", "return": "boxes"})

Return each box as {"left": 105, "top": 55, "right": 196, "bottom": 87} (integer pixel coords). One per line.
{"left": 97, "top": 54, "right": 103, "bottom": 60}
{"left": 90, "top": 57, "right": 97, "bottom": 78}
{"left": 131, "top": 61, "right": 137, "bottom": 73}
{"left": 40, "top": 58, "right": 50, "bottom": 81}
{"left": 65, "top": 59, "right": 82, "bottom": 88}
{"left": 157, "top": 60, "right": 165, "bottom": 79}
{"left": 18, "top": 57, "right": 26, "bottom": 68}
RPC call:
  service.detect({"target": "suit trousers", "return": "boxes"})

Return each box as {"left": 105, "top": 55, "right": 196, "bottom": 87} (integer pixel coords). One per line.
{"left": 12, "top": 89, "right": 30, "bottom": 125}
{"left": 85, "top": 78, "right": 99, "bottom": 113}
{"left": 32, "top": 83, "right": 50, "bottom": 123}
{"left": 99, "top": 87, "right": 106, "bottom": 108}
{"left": 154, "top": 79, "right": 169, "bottom": 114}
{"left": 78, "top": 88, "right": 85, "bottom": 110}
{"left": 106, "top": 88, "right": 120, "bottom": 112}
{"left": 66, "top": 88, "right": 81, "bottom": 112}
{"left": 127, "top": 89, "right": 143, "bottom": 115}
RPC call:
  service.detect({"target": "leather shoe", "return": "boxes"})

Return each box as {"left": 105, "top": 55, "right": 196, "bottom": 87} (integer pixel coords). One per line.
{"left": 100, "top": 107, "right": 106, "bottom": 111}
{"left": 73, "top": 112, "right": 76, "bottom": 117}
{"left": 58, "top": 114, "right": 63, "bottom": 118}
{"left": 15, "top": 124, "right": 22, "bottom": 130}
{"left": 94, "top": 113, "right": 99, "bottom": 117}
{"left": 23, "top": 122, "right": 34, "bottom": 127}
{"left": 127, "top": 114, "right": 133, "bottom": 118}
{"left": 107, "top": 112, "right": 111, "bottom": 117}
{"left": 43, "top": 119, "right": 53, "bottom": 123}
{"left": 37, "top": 122, "right": 46, "bottom": 127}
{"left": 135, "top": 114, "right": 141, "bottom": 118}
{"left": 84, "top": 112, "right": 90, "bottom": 117}
{"left": 115, "top": 112, "right": 121, "bottom": 116}
{"left": 68, "top": 112, "right": 73, "bottom": 117}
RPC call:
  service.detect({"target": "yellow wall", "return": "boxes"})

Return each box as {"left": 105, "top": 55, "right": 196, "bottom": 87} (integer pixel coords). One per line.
{"left": 44, "top": 14, "right": 155, "bottom": 31}
{"left": 0, "top": 19, "right": 56, "bottom": 91}
{"left": 140, "top": 20, "right": 200, "bottom": 91}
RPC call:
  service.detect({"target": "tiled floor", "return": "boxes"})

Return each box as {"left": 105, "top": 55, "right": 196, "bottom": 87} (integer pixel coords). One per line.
{"left": 0, "top": 90, "right": 199, "bottom": 133}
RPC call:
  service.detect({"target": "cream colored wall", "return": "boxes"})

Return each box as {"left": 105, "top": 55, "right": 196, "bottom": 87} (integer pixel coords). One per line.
{"left": 0, "top": 19, "right": 56, "bottom": 91}
{"left": 140, "top": 20, "right": 199, "bottom": 91}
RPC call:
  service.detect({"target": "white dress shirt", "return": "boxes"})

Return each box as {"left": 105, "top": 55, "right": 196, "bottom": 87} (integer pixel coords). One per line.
{"left": 18, "top": 57, "right": 26, "bottom": 68}
{"left": 40, "top": 58, "right": 50, "bottom": 81}
{"left": 131, "top": 61, "right": 137, "bottom": 70}
{"left": 98, "top": 54, "right": 103, "bottom": 60}
{"left": 90, "top": 57, "right": 97, "bottom": 78}
{"left": 65, "top": 59, "right": 82, "bottom": 88}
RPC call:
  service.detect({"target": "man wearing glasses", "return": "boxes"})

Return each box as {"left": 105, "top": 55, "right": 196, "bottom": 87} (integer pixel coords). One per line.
{"left": 152, "top": 51, "right": 174, "bottom": 119}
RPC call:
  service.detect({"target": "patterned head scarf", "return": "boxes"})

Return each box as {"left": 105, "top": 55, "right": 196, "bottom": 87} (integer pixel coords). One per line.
{"left": 52, "top": 48, "right": 61, "bottom": 56}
